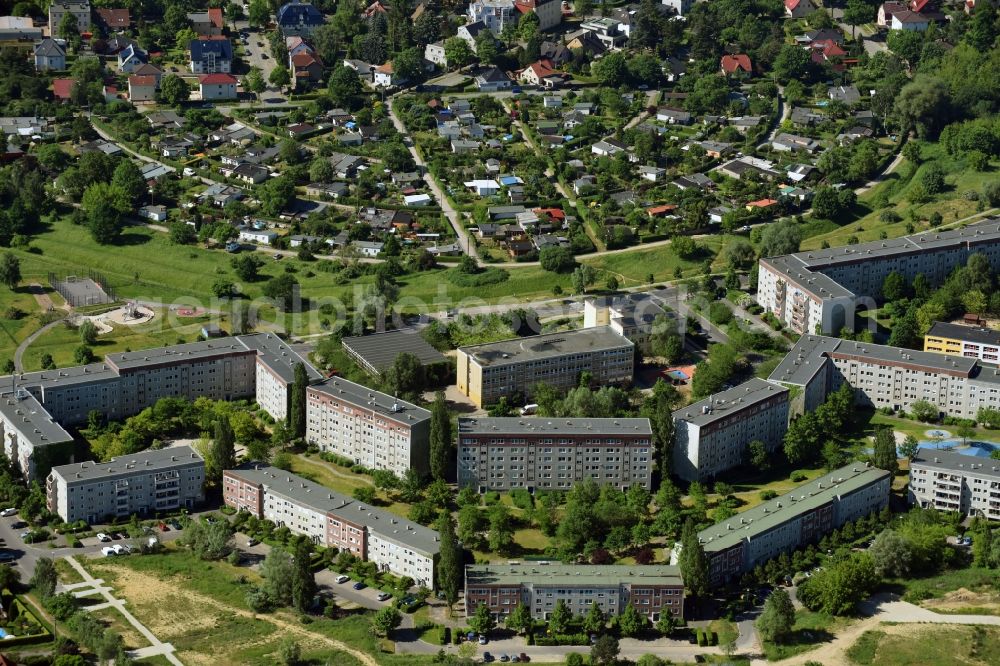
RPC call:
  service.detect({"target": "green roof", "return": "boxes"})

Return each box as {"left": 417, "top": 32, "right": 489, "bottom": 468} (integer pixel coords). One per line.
{"left": 697, "top": 463, "right": 889, "bottom": 553}
{"left": 465, "top": 564, "right": 683, "bottom": 588}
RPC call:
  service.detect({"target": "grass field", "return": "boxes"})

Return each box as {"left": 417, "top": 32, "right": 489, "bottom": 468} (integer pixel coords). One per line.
{"left": 82, "top": 548, "right": 453, "bottom": 666}
{"left": 889, "top": 567, "right": 1000, "bottom": 604}
{"left": 89, "top": 606, "right": 151, "bottom": 651}
{"left": 850, "top": 625, "right": 1000, "bottom": 666}
{"left": 53, "top": 556, "right": 85, "bottom": 585}
{"left": 801, "top": 144, "right": 998, "bottom": 251}
{"left": 761, "top": 609, "right": 856, "bottom": 661}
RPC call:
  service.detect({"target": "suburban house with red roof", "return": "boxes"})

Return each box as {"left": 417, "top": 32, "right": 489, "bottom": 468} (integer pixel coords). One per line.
{"left": 188, "top": 8, "right": 225, "bottom": 36}
{"left": 291, "top": 52, "right": 324, "bottom": 89}
{"left": 720, "top": 54, "right": 752, "bottom": 76}
{"left": 809, "top": 39, "right": 857, "bottom": 69}
{"left": 199, "top": 73, "right": 238, "bottom": 100}
{"left": 52, "top": 78, "right": 75, "bottom": 102}
{"left": 784, "top": 0, "right": 816, "bottom": 18}
{"left": 518, "top": 60, "right": 564, "bottom": 88}
{"left": 128, "top": 74, "right": 157, "bottom": 102}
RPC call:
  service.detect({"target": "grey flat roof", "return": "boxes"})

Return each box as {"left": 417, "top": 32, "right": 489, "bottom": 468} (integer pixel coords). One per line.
{"left": 697, "top": 463, "right": 889, "bottom": 553}
{"left": 309, "top": 377, "right": 431, "bottom": 423}
{"left": 51, "top": 446, "right": 203, "bottom": 483}
{"left": 458, "top": 416, "right": 651, "bottom": 437}
{"left": 341, "top": 329, "right": 447, "bottom": 374}
{"left": 460, "top": 327, "right": 633, "bottom": 367}
{"left": 926, "top": 322, "right": 1000, "bottom": 347}
{"left": 2, "top": 362, "right": 119, "bottom": 390}
{"left": 829, "top": 338, "right": 977, "bottom": 376}
{"left": 767, "top": 335, "right": 841, "bottom": 386}
{"left": 229, "top": 464, "right": 440, "bottom": 556}
{"left": 466, "top": 563, "right": 682, "bottom": 587}
{"left": 762, "top": 218, "right": 1000, "bottom": 301}
{"left": 911, "top": 448, "right": 1000, "bottom": 478}
{"left": 674, "top": 378, "right": 787, "bottom": 427}
{"left": 106, "top": 337, "right": 252, "bottom": 371}
{"left": 0, "top": 391, "right": 73, "bottom": 447}
{"left": 237, "top": 333, "right": 322, "bottom": 384}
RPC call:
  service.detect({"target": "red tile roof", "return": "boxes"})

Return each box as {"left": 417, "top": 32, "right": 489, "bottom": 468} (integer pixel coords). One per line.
{"left": 208, "top": 7, "right": 224, "bottom": 28}
{"left": 129, "top": 75, "right": 156, "bottom": 87}
{"left": 646, "top": 204, "right": 678, "bottom": 216}
{"left": 720, "top": 54, "right": 752, "bottom": 74}
{"left": 291, "top": 52, "right": 320, "bottom": 67}
{"left": 96, "top": 8, "right": 131, "bottom": 28}
{"left": 746, "top": 198, "right": 778, "bottom": 208}
{"left": 52, "top": 78, "right": 74, "bottom": 100}
{"left": 199, "top": 73, "right": 237, "bottom": 85}
{"left": 785, "top": 0, "right": 802, "bottom": 9}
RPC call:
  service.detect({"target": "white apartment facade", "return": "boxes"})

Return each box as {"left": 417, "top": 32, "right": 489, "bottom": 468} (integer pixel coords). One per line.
{"left": 305, "top": 378, "right": 431, "bottom": 478}
{"left": 457, "top": 417, "right": 654, "bottom": 492}
{"left": 468, "top": 0, "right": 517, "bottom": 34}
{"left": 909, "top": 449, "right": 1000, "bottom": 521}
{"left": 673, "top": 379, "right": 790, "bottom": 482}
{"left": 758, "top": 218, "right": 1000, "bottom": 334}
{"left": 46, "top": 447, "right": 205, "bottom": 523}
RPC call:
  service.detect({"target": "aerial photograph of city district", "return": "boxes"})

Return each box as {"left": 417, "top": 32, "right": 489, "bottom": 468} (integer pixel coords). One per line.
{"left": 1, "top": 1, "right": 1000, "bottom": 665}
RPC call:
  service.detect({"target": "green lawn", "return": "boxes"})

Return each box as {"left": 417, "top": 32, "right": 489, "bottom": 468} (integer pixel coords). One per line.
{"left": 846, "top": 630, "right": 885, "bottom": 665}
{"left": 889, "top": 567, "right": 1000, "bottom": 604}
{"left": 760, "top": 609, "right": 856, "bottom": 661}
{"left": 801, "top": 144, "right": 998, "bottom": 251}
{"left": 580, "top": 235, "right": 728, "bottom": 286}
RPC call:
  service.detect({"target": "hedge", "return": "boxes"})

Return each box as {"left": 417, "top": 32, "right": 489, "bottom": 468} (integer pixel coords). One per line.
{"left": 533, "top": 633, "right": 590, "bottom": 646}
{"left": 0, "top": 596, "right": 52, "bottom": 647}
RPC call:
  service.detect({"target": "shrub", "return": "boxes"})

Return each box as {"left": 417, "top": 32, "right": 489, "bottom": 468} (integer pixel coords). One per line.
{"left": 790, "top": 471, "right": 808, "bottom": 482}
{"left": 760, "top": 490, "right": 778, "bottom": 501}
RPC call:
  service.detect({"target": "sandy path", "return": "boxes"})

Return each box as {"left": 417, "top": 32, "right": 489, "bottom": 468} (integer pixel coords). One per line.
{"left": 94, "top": 565, "right": 379, "bottom": 666}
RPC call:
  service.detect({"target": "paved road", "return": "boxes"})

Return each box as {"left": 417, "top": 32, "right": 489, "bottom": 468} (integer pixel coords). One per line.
{"left": 387, "top": 97, "right": 478, "bottom": 261}
{"left": 232, "top": 21, "right": 282, "bottom": 101}
{"left": 854, "top": 149, "right": 905, "bottom": 195}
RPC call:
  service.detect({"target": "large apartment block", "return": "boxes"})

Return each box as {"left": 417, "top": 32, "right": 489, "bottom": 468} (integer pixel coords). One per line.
{"left": 306, "top": 378, "right": 431, "bottom": 478}
{"left": 676, "top": 463, "right": 890, "bottom": 587}
{"left": 456, "top": 417, "right": 653, "bottom": 492}
{"left": 46, "top": 446, "right": 205, "bottom": 523}
{"left": 770, "top": 334, "right": 1000, "bottom": 421}
{"left": 224, "top": 465, "right": 439, "bottom": 587}
{"left": 908, "top": 448, "right": 1000, "bottom": 521}
{"left": 924, "top": 321, "right": 1000, "bottom": 363}
{"left": 465, "top": 564, "right": 684, "bottom": 622}
{"left": 456, "top": 327, "right": 634, "bottom": 408}
{"left": 583, "top": 294, "right": 670, "bottom": 354}
{"left": 673, "top": 378, "right": 789, "bottom": 482}
{"left": 1, "top": 334, "right": 316, "bottom": 481}
{"left": 758, "top": 218, "right": 1000, "bottom": 334}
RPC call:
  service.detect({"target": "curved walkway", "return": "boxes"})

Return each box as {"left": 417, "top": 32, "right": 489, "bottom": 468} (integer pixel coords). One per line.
{"left": 13, "top": 317, "right": 65, "bottom": 373}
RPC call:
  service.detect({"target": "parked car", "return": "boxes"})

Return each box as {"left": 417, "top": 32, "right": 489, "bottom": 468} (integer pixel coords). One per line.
{"left": 0, "top": 551, "right": 17, "bottom": 562}
{"left": 478, "top": 634, "right": 488, "bottom": 645}
{"left": 247, "top": 538, "right": 259, "bottom": 547}
{"left": 10, "top": 521, "right": 26, "bottom": 530}
{"left": 499, "top": 656, "right": 510, "bottom": 663}
{"left": 376, "top": 592, "right": 392, "bottom": 602}
{"left": 352, "top": 582, "right": 366, "bottom": 590}
{"left": 519, "top": 654, "right": 529, "bottom": 663}
{"left": 0, "top": 508, "right": 16, "bottom": 517}
{"left": 102, "top": 546, "right": 118, "bottom": 557}
{"left": 159, "top": 523, "right": 169, "bottom": 532}
{"left": 336, "top": 575, "right": 350, "bottom": 584}
{"left": 483, "top": 653, "right": 494, "bottom": 663}
{"left": 97, "top": 533, "right": 111, "bottom": 542}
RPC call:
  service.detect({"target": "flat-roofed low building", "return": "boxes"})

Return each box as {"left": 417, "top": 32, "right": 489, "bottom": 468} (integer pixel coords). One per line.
{"left": 673, "top": 378, "right": 789, "bottom": 482}
{"left": 924, "top": 321, "right": 1000, "bottom": 363}
{"left": 908, "top": 448, "right": 1000, "bottom": 520}
{"left": 224, "top": 464, "right": 438, "bottom": 587}
{"left": 457, "top": 417, "right": 653, "bottom": 492}
{"left": 341, "top": 329, "right": 448, "bottom": 378}
{"left": 675, "top": 462, "right": 890, "bottom": 587}
{"left": 306, "top": 378, "right": 432, "bottom": 478}
{"left": 456, "top": 327, "right": 634, "bottom": 408}
{"left": 465, "top": 563, "right": 684, "bottom": 622}
{"left": 46, "top": 446, "right": 205, "bottom": 523}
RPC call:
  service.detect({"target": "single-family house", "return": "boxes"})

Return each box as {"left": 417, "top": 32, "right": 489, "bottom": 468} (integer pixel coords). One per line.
{"left": 476, "top": 67, "right": 511, "bottom": 92}
{"left": 518, "top": 60, "right": 559, "bottom": 87}
{"left": 228, "top": 162, "right": 270, "bottom": 185}
{"left": 457, "top": 21, "right": 488, "bottom": 52}
{"left": 465, "top": 179, "right": 501, "bottom": 196}
{"left": 451, "top": 139, "right": 481, "bottom": 154}
{"left": 352, "top": 240, "right": 384, "bottom": 257}
{"left": 188, "top": 8, "right": 224, "bottom": 36}
{"left": 117, "top": 44, "right": 147, "bottom": 73}
{"left": 33, "top": 39, "right": 65, "bottom": 72}
{"left": 291, "top": 52, "right": 324, "bottom": 89}
{"left": 579, "top": 17, "right": 626, "bottom": 49}
{"left": 574, "top": 175, "right": 596, "bottom": 195}
{"left": 673, "top": 173, "right": 715, "bottom": 191}
{"left": 305, "top": 182, "right": 349, "bottom": 199}
{"left": 404, "top": 193, "right": 433, "bottom": 207}
{"left": 425, "top": 41, "right": 447, "bottom": 66}
{"left": 786, "top": 163, "right": 817, "bottom": 182}
{"left": 592, "top": 139, "right": 626, "bottom": 156}
{"left": 720, "top": 54, "right": 752, "bottom": 76}
{"left": 784, "top": 0, "right": 815, "bottom": 18}
{"left": 890, "top": 9, "right": 930, "bottom": 30}
{"left": 199, "top": 73, "right": 238, "bottom": 100}
{"left": 131, "top": 63, "right": 163, "bottom": 86}
{"left": 638, "top": 165, "right": 666, "bottom": 182}
{"left": 772, "top": 132, "right": 820, "bottom": 153}
{"left": 656, "top": 107, "right": 692, "bottom": 125}
{"left": 828, "top": 85, "right": 861, "bottom": 104}
{"left": 128, "top": 75, "right": 157, "bottom": 102}
{"left": 200, "top": 183, "right": 244, "bottom": 207}
{"left": 790, "top": 107, "right": 826, "bottom": 126}
{"left": 708, "top": 205, "right": 733, "bottom": 225}
{"left": 189, "top": 39, "right": 233, "bottom": 74}
{"left": 239, "top": 227, "right": 278, "bottom": 245}
{"left": 95, "top": 8, "right": 131, "bottom": 32}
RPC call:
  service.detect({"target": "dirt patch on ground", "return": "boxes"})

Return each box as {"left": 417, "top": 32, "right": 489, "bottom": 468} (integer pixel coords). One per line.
{"left": 94, "top": 565, "right": 378, "bottom": 666}
{"left": 27, "top": 283, "right": 54, "bottom": 311}
{"left": 922, "top": 587, "right": 1000, "bottom": 613}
